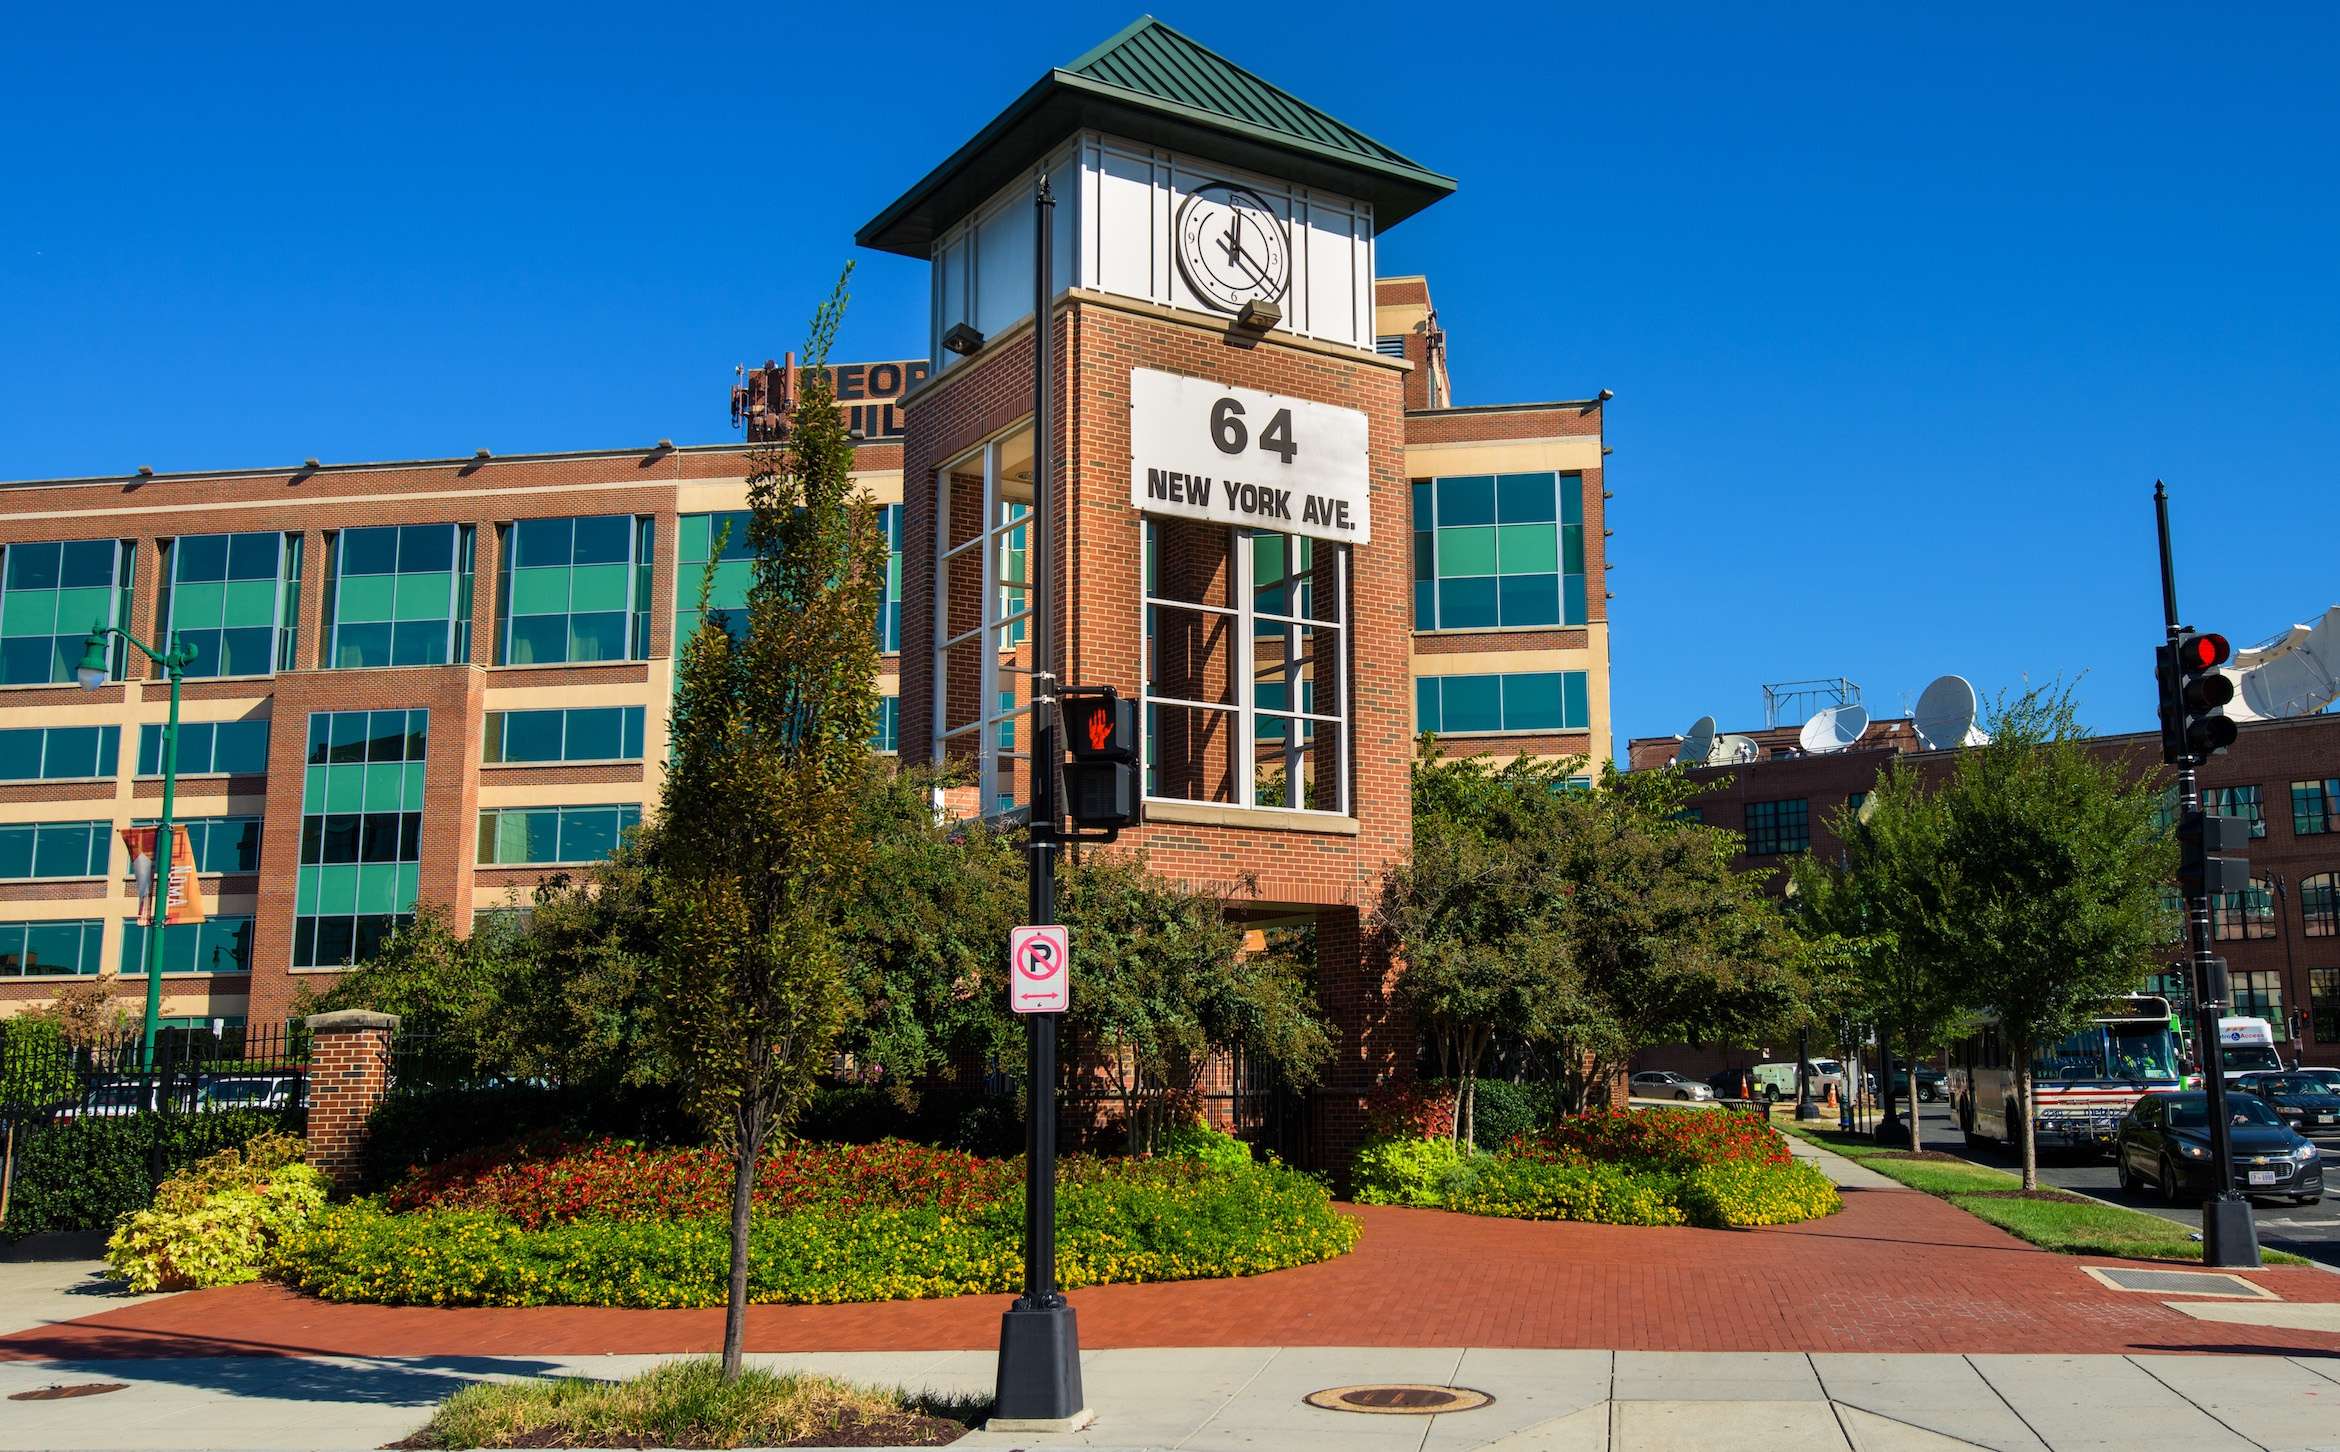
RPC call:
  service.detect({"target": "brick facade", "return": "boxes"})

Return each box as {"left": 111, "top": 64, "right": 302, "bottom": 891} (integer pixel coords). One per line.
{"left": 301, "top": 1008, "right": 398, "bottom": 1191}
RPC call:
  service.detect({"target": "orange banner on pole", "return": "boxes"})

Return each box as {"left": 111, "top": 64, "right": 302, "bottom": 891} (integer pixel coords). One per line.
{"left": 120, "top": 825, "right": 207, "bottom": 928}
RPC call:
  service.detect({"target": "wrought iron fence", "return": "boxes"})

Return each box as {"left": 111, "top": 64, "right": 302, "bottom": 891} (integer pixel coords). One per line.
{"left": 0, "top": 1021, "right": 309, "bottom": 1121}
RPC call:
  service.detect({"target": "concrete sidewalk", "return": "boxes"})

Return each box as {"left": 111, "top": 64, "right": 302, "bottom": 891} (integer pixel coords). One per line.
{"left": 1782, "top": 1127, "right": 1910, "bottom": 1191}
{"left": 7, "top": 1347, "right": 2340, "bottom": 1451}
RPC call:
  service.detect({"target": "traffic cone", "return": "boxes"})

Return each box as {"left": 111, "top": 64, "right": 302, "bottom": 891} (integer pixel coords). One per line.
{"left": 1823, "top": 1081, "right": 1839, "bottom": 1110}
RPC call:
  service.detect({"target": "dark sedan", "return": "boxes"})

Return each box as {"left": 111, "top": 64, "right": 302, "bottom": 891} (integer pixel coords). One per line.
{"left": 1890, "top": 1066, "right": 1947, "bottom": 1102}
{"left": 2235, "top": 1073, "right": 2340, "bottom": 1133}
{"left": 2115, "top": 1092, "right": 2323, "bottom": 1206}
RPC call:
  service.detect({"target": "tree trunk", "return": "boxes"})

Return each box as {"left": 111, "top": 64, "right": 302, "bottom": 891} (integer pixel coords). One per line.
{"left": 1, "top": 1120, "right": 14, "bottom": 1226}
{"left": 723, "top": 1094, "right": 766, "bottom": 1382}
{"left": 1905, "top": 1017, "right": 1925, "bottom": 1155}
{"left": 2017, "top": 1055, "right": 2038, "bottom": 1192}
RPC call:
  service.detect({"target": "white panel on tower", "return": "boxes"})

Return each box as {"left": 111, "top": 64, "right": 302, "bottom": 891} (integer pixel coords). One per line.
{"left": 1094, "top": 143, "right": 1156, "bottom": 300}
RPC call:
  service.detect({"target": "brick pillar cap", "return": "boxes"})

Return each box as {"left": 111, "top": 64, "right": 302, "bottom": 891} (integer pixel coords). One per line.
{"left": 304, "top": 1009, "right": 401, "bottom": 1032}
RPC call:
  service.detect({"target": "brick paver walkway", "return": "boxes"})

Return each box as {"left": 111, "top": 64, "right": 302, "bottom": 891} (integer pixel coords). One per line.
{"left": 8, "top": 1187, "right": 2339, "bottom": 1362}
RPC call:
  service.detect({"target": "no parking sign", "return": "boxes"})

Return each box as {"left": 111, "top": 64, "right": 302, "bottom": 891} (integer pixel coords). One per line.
{"left": 1009, "top": 925, "right": 1069, "bottom": 1014}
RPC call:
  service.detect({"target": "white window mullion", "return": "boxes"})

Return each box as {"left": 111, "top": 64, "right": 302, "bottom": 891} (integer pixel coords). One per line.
{"left": 930, "top": 466, "right": 953, "bottom": 762}
{"left": 977, "top": 441, "right": 1002, "bottom": 810}
{"left": 1234, "top": 526, "right": 1256, "bottom": 809}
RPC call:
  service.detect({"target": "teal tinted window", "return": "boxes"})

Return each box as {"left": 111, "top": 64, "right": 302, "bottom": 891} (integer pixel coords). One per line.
{"left": 482, "top": 706, "right": 645, "bottom": 764}
{"left": 475, "top": 803, "right": 641, "bottom": 865}
{"left": 0, "top": 821, "right": 109, "bottom": 880}
{"left": 1745, "top": 799, "right": 1810, "bottom": 855}
{"left": 138, "top": 719, "right": 269, "bottom": 776}
{"left": 877, "top": 504, "right": 903, "bottom": 653}
{"left": 327, "top": 524, "right": 469, "bottom": 669}
{"left": 121, "top": 916, "right": 254, "bottom": 975}
{"left": 872, "top": 695, "right": 899, "bottom": 752}
{"left": 131, "top": 817, "right": 261, "bottom": 874}
{"left": 161, "top": 533, "right": 284, "bottom": 679}
{"left": 0, "top": 919, "right": 106, "bottom": 976}
{"left": 1412, "top": 473, "right": 1587, "bottom": 630}
{"left": 2293, "top": 779, "right": 2340, "bottom": 836}
{"left": 0, "top": 539, "right": 130, "bottom": 685}
{"left": 0, "top": 726, "right": 120, "bottom": 782}
{"left": 495, "top": 515, "right": 650, "bottom": 666}
{"left": 295, "top": 710, "right": 426, "bottom": 968}
{"left": 676, "top": 511, "right": 755, "bottom": 659}
{"left": 1415, "top": 671, "right": 1591, "bottom": 735}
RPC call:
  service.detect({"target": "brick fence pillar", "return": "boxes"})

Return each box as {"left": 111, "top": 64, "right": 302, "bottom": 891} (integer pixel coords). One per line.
{"left": 302, "top": 1009, "right": 399, "bottom": 1193}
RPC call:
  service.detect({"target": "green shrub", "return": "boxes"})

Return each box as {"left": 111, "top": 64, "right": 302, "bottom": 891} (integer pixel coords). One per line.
{"left": 1443, "top": 1155, "right": 1686, "bottom": 1225}
{"left": 1462, "top": 1079, "right": 1553, "bottom": 1150}
{"left": 273, "top": 1159, "right": 1358, "bottom": 1308}
{"left": 361, "top": 1083, "right": 691, "bottom": 1189}
{"left": 0, "top": 1018, "right": 79, "bottom": 1115}
{"left": 1676, "top": 1160, "right": 1840, "bottom": 1227}
{"left": 105, "top": 1132, "right": 328, "bottom": 1292}
{"left": 1, "top": 1109, "right": 297, "bottom": 1237}
{"left": 1160, "top": 1120, "right": 1253, "bottom": 1174}
{"left": 1351, "top": 1133, "right": 1474, "bottom": 1206}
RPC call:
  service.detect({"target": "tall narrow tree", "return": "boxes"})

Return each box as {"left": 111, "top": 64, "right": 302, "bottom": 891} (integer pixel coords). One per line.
{"left": 650, "top": 269, "right": 884, "bottom": 1378}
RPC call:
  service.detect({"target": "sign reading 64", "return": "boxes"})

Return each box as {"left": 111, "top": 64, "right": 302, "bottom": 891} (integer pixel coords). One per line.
{"left": 1128, "top": 368, "right": 1371, "bottom": 545}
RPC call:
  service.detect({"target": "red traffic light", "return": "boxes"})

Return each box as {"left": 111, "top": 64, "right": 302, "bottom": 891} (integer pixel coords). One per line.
{"left": 2177, "top": 633, "right": 2230, "bottom": 672}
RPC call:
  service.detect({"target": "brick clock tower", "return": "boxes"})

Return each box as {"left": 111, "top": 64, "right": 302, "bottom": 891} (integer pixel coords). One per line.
{"left": 860, "top": 17, "right": 1456, "bottom": 1167}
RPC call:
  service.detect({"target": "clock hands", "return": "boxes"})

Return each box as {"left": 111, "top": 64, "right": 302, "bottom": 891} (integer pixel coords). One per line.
{"left": 1216, "top": 207, "right": 1274, "bottom": 293}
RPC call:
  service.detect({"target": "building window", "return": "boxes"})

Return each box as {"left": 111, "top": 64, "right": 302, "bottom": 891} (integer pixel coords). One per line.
{"left": 0, "top": 725, "right": 120, "bottom": 782}
{"left": 675, "top": 511, "right": 754, "bottom": 659}
{"left": 2295, "top": 779, "right": 2340, "bottom": 837}
{"left": 495, "top": 515, "right": 651, "bottom": 666}
{"left": 481, "top": 706, "right": 646, "bottom": 765}
{"left": 130, "top": 817, "right": 261, "bottom": 875}
{"left": 1140, "top": 517, "right": 1350, "bottom": 815}
{"left": 324, "top": 523, "right": 473, "bottom": 669}
{"left": 138, "top": 720, "right": 270, "bottom": 777}
{"left": 476, "top": 804, "right": 641, "bottom": 866}
{"left": 2213, "top": 877, "right": 2278, "bottom": 941}
{"left": 1374, "top": 334, "right": 1408, "bottom": 358}
{"left": 2233, "top": 969, "right": 2284, "bottom": 1023}
{"left": 0, "top": 540, "right": 133, "bottom": 687}
{"left": 0, "top": 822, "right": 109, "bottom": 880}
{"left": 2205, "top": 785, "right": 2267, "bottom": 839}
{"left": 933, "top": 429, "right": 1039, "bottom": 813}
{"left": 2315, "top": 968, "right": 2340, "bottom": 1043}
{"left": 872, "top": 695, "right": 899, "bottom": 753}
{"left": 120, "top": 916, "right": 254, "bottom": 975}
{"left": 1410, "top": 472, "right": 1586, "bottom": 630}
{"left": 0, "top": 919, "right": 105, "bottom": 976}
{"left": 156, "top": 533, "right": 287, "bottom": 679}
{"left": 1745, "top": 798, "right": 1811, "bottom": 855}
{"left": 1415, "top": 671, "right": 1589, "bottom": 736}
{"left": 2303, "top": 873, "right": 2338, "bottom": 939}
{"left": 877, "top": 504, "right": 903, "bottom": 654}
{"left": 295, "top": 709, "right": 427, "bottom": 968}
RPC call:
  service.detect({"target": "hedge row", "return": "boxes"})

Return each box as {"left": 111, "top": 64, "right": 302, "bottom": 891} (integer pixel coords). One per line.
{"left": 1, "top": 1110, "right": 299, "bottom": 1237}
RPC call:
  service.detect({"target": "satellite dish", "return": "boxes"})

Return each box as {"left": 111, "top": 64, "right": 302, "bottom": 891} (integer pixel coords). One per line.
{"left": 2224, "top": 605, "right": 2340, "bottom": 721}
{"left": 1676, "top": 715, "right": 1717, "bottom": 766}
{"left": 1797, "top": 704, "right": 1871, "bottom": 755}
{"left": 1913, "top": 675, "right": 1981, "bottom": 752}
{"left": 1715, "top": 733, "right": 1760, "bottom": 764}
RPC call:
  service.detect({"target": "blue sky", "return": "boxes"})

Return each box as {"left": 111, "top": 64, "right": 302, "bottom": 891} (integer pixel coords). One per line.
{"left": 5, "top": 2, "right": 2335, "bottom": 755}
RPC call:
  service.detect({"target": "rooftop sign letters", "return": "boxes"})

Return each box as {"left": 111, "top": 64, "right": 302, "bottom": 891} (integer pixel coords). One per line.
{"left": 1129, "top": 368, "right": 1370, "bottom": 545}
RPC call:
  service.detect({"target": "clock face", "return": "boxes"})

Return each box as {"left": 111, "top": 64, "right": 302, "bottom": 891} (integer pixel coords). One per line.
{"left": 1175, "top": 183, "right": 1290, "bottom": 314}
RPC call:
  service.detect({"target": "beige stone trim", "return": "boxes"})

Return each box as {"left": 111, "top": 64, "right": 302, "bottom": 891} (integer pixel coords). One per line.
{"left": 482, "top": 682, "right": 659, "bottom": 710}
{"left": 1140, "top": 801, "right": 1360, "bottom": 836}
{"left": 1402, "top": 437, "right": 1604, "bottom": 474}
{"left": 476, "top": 781, "right": 653, "bottom": 809}
{"left": 1410, "top": 645, "right": 1599, "bottom": 674}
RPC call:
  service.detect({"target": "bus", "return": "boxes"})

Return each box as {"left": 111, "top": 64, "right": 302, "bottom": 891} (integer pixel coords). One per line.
{"left": 1947, "top": 994, "right": 2183, "bottom": 1157}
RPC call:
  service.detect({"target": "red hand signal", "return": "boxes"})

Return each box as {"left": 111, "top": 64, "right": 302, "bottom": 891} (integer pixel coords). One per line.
{"left": 1086, "top": 707, "right": 1111, "bottom": 753}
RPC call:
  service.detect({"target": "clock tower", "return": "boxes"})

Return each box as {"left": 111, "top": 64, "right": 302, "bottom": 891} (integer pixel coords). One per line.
{"left": 860, "top": 16, "right": 1454, "bottom": 1170}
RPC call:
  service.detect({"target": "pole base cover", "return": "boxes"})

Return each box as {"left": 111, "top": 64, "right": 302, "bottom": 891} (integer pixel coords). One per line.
{"left": 1794, "top": 1102, "right": 1824, "bottom": 1120}
{"left": 2201, "top": 1197, "right": 2263, "bottom": 1268}
{"left": 995, "top": 1302, "right": 1084, "bottom": 1423}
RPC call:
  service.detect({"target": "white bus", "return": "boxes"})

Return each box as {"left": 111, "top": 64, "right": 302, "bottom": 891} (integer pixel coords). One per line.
{"left": 1947, "top": 994, "right": 2183, "bottom": 1157}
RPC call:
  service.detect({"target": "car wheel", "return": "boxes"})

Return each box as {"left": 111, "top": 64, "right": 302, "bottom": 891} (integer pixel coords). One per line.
{"left": 2117, "top": 1152, "right": 2138, "bottom": 1194}
{"left": 1763, "top": 1086, "right": 1780, "bottom": 1104}
{"left": 2161, "top": 1156, "right": 2192, "bottom": 1206}
{"left": 2297, "top": 1194, "right": 2323, "bottom": 1207}
{"left": 1676, "top": 1089, "right": 1693, "bottom": 1102}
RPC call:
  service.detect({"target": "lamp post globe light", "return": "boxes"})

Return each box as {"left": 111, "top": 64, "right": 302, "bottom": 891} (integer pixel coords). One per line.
{"left": 78, "top": 625, "right": 196, "bottom": 1070}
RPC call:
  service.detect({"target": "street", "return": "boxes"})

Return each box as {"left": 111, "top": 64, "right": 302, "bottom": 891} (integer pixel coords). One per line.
{"left": 1903, "top": 1099, "right": 2340, "bottom": 1271}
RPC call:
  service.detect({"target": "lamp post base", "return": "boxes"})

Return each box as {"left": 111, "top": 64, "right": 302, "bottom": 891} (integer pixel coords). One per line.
{"left": 2201, "top": 1196, "right": 2262, "bottom": 1268}
{"left": 995, "top": 1300, "right": 1084, "bottom": 1424}
{"left": 1794, "top": 1101, "right": 1823, "bottom": 1121}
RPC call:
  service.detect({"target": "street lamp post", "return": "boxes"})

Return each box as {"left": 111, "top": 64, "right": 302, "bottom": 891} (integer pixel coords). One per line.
{"left": 78, "top": 625, "right": 195, "bottom": 1071}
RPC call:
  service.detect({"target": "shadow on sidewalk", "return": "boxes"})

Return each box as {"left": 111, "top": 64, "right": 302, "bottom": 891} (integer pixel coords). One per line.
{"left": 32, "top": 1350, "right": 567, "bottom": 1409}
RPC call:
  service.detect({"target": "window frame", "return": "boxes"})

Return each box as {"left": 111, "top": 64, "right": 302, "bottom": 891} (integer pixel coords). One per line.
{"left": 1744, "top": 798, "right": 1811, "bottom": 856}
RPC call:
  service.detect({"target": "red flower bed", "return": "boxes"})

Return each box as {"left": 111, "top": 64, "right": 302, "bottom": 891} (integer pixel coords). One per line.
{"left": 390, "top": 1138, "right": 1020, "bottom": 1229}
{"left": 1361, "top": 1082, "right": 1457, "bottom": 1141}
{"left": 1511, "top": 1107, "right": 1789, "bottom": 1170}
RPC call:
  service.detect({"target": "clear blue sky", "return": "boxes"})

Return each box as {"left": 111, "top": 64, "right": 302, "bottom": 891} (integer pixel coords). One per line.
{"left": 6, "top": 2, "right": 2335, "bottom": 755}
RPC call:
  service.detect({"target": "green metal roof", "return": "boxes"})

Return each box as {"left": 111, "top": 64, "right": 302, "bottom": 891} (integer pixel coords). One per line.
{"left": 857, "top": 16, "right": 1455, "bottom": 258}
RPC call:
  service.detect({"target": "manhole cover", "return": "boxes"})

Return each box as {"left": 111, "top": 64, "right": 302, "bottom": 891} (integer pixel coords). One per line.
{"left": 1304, "top": 1384, "right": 1493, "bottom": 1415}
{"left": 10, "top": 1383, "right": 128, "bottom": 1402}
{"left": 2084, "top": 1266, "right": 2275, "bottom": 1299}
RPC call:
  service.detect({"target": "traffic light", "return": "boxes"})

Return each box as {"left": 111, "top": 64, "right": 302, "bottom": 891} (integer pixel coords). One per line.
{"left": 2159, "top": 631, "right": 2238, "bottom": 763}
{"left": 2177, "top": 809, "right": 2252, "bottom": 897}
{"left": 1057, "top": 685, "right": 1140, "bottom": 834}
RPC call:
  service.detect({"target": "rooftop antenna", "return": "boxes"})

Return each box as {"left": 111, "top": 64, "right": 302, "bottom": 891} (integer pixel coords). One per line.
{"left": 1715, "top": 733, "right": 1760, "bottom": 764}
{"left": 1676, "top": 715, "right": 1717, "bottom": 767}
{"left": 1762, "top": 677, "right": 1861, "bottom": 730}
{"left": 1913, "top": 674, "right": 1989, "bottom": 751}
{"left": 1797, "top": 703, "right": 1871, "bottom": 755}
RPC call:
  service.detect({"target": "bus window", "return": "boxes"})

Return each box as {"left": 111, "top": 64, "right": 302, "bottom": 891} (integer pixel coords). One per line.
{"left": 2036, "top": 1028, "right": 2107, "bottom": 1081}
{"left": 2108, "top": 1020, "right": 2178, "bottom": 1079}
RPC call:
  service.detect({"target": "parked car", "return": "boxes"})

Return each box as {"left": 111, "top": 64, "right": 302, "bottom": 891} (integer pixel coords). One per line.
{"left": 56, "top": 1079, "right": 156, "bottom": 1119}
{"left": 2234, "top": 1073, "right": 2340, "bottom": 1133}
{"left": 2115, "top": 1092, "right": 2322, "bottom": 1205}
{"left": 1890, "top": 1066, "right": 1948, "bottom": 1102}
{"left": 195, "top": 1075, "right": 302, "bottom": 1112}
{"left": 1748, "top": 1061, "right": 1843, "bottom": 1103}
{"left": 1629, "top": 1070, "right": 1714, "bottom": 1103}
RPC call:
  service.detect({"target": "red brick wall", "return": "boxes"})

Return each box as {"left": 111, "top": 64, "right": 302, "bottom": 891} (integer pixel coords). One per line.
{"left": 302, "top": 1011, "right": 397, "bottom": 1192}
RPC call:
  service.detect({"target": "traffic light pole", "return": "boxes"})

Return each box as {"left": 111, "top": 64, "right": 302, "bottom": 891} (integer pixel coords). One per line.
{"left": 994, "top": 171, "right": 1086, "bottom": 1428}
{"left": 2155, "top": 482, "right": 2259, "bottom": 1268}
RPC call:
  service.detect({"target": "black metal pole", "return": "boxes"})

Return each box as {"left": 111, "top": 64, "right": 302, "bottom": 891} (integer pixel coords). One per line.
{"left": 994, "top": 172, "right": 1086, "bottom": 1425}
{"left": 2157, "top": 481, "right": 2258, "bottom": 1267}
{"left": 1795, "top": 1026, "right": 1820, "bottom": 1120}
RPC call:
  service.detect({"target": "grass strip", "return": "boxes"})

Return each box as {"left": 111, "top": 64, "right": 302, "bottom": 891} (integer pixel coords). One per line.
{"left": 1779, "top": 1123, "right": 2309, "bottom": 1266}
{"left": 395, "top": 1357, "right": 983, "bottom": 1449}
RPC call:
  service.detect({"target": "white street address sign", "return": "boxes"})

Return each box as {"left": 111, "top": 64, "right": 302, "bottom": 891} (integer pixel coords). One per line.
{"left": 1129, "top": 367, "right": 1371, "bottom": 545}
